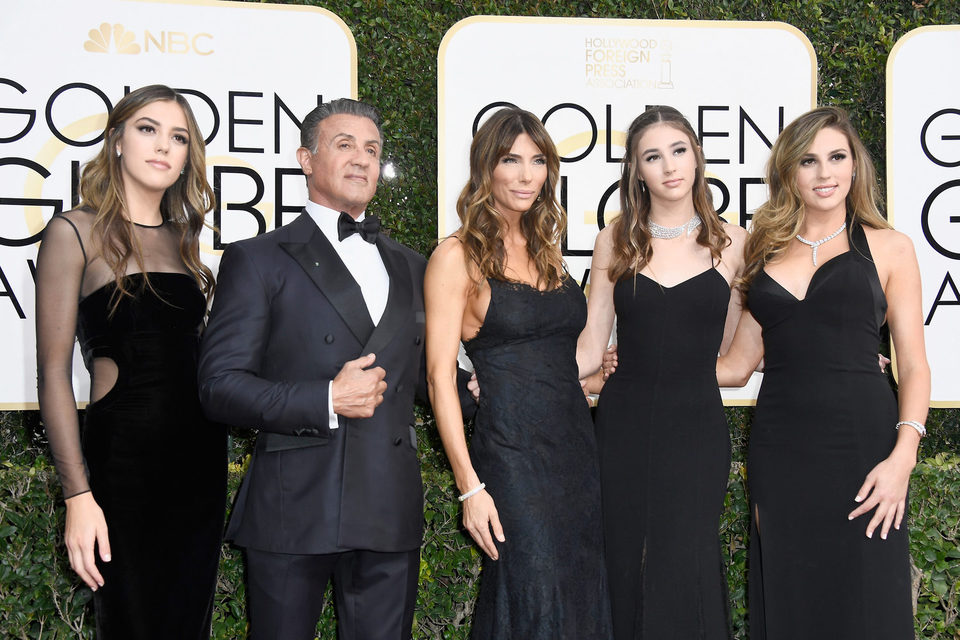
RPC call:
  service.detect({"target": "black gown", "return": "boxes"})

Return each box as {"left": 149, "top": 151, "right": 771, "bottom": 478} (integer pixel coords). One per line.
{"left": 747, "top": 223, "right": 913, "bottom": 639}
{"left": 36, "top": 211, "right": 226, "bottom": 640}
{"left": 595, "top": 268, "right": 732, "bottom": 640}
{"left": 78, "top": 273, "right": 227, "bottom": 639}
{"left": 464, "top": 277, "right": 612, "bottom": 640}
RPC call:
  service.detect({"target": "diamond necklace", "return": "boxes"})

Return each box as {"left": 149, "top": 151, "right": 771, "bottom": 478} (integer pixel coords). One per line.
{"left": 648, "top": 214, "right": 702, "bottom": 239}
{"left": 796, "top": 222, "right": 846, "bottom": 266}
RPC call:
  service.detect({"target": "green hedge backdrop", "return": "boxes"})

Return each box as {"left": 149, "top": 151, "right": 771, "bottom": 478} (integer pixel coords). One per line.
{"left": 1, "top": 0, "right": 958, "bottom": 638}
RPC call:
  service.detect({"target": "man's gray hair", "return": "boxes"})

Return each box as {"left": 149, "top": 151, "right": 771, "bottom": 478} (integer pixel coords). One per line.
{"left": 300, "top": 98, "right": 383, "bottom": 152}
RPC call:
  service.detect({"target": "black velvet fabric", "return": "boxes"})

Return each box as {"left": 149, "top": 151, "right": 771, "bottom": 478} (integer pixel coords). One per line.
{"left": 79, "top": 273, "right": 227, "bottom": 639}
{"left": 747, "top": 223, "right": 914, "bottom": 639}
{"left": 464, "top": 277, "right": 612, "bottom": 639}
{"left": 595, "top": 268, "right": 733, "bottom": 640}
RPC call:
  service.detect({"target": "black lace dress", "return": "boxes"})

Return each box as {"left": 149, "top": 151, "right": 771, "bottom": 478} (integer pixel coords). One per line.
{"left": 746, "top": 222, "right": 913, "bottom": 639}
{"left": 463, "top": 277, "right": 612, "bottom": 640}
{"left": 36, "top": 211, "right": 226, "bottom": 639}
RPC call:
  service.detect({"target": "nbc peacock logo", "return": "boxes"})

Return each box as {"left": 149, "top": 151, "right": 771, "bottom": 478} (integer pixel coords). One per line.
{"left": 84, "top": 23, "right": 141, "bottom": 54}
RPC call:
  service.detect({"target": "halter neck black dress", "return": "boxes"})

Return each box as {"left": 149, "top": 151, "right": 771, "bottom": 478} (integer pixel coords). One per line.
{"left": 746, "top": 222, "right": 913, "bottom": 639}
{"left": 595, "top": 267, "right": 733, "bottom": 640}
{"left": 464, "top": 277, "right": 612, "bottom": 639}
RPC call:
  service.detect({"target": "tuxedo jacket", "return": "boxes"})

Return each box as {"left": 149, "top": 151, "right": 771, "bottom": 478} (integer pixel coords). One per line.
{"left": 199, "top": 212, "right": 470, "bottom": 554}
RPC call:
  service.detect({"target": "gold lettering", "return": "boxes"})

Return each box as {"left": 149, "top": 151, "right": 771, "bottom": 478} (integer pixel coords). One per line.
{"left": 144, "top": 30, "right": 165, "bottom": 53}
{"left": 168, "top": 32, "right": 189, "bottom": 54}
{"left": 192, "top": 33, "right": 214, "bottom": 56}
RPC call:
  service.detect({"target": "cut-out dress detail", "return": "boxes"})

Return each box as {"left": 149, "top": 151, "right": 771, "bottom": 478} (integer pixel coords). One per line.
{"left": 36, "top": 211, "right": 226, "bottom": 639}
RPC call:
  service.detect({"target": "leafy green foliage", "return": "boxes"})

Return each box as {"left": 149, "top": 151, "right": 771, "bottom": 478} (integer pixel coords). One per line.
{"left": 2, "top": 0, "right": 958, "bottom": 637}
{"left": 911, "top": 454, "right": 960, "bottom": 638}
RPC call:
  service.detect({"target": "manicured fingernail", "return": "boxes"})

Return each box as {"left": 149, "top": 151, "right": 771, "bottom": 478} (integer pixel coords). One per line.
{"left": 848, "top": 515, "right": 854, "bottom": 520}
{"left": 867, "top": 531, "right": 873, "bottom": 539}
{"left": 881, "top": 532, "right": 887, "bottom": 540}
{"left": 103, "top": 554, "right": 111, "bottom": 561}
{"left": 854, "top": 495, "right": 863, "bottom": 502}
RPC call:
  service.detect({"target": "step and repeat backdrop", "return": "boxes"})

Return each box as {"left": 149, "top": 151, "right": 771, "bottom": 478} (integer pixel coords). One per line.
{"left": 1, "top": 2, "right": 957, "bottom": 408}
{"left": 0, "top": 0, "right": 355, "bottom": 407}
{"left": 886, "top": 25, "right": 960, "bottom": 408}
{"left": 438, "top": 16, "right": 817, "bottom": 404}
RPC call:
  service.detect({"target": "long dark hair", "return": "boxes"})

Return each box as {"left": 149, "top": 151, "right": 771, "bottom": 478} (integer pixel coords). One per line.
{"left": 455, "top": 107, "right": 566, "bottom": 291}
{"left": 78, "top": 84, "right": 215, "bottom": 310}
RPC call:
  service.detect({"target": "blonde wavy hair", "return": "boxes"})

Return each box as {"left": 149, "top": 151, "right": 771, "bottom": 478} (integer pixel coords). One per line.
{"left": 609, "top": 105, "right": 729, "bottom": 282}
{"left": 455, "top": 107, "right": 566, "bottom": 291}
{"left": 78, "top": 84, "right": 215, "bottom": 311}
{"left": 741, "top": 106, "right": 889, "bottom": 292}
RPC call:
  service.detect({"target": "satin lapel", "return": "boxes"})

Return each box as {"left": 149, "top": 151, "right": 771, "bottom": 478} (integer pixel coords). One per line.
{"left": 280, "top": 213, "right": 375, "bottom": 346}
{"left": 362, "top": 238, "right": 413, "bottom": 356}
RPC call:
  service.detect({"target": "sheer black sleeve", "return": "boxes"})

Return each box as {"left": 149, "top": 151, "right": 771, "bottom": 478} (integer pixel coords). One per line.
{"left": 35, "top": 214, "right": 89, "bottom": 499}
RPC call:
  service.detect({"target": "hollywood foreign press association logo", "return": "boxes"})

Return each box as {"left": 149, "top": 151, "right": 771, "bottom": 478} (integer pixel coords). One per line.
{"left": 84, "top": 23, "right": 141, "bottom": 54}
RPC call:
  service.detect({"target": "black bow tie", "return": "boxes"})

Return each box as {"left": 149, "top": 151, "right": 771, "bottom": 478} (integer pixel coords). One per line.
{"left": 337, "top": 212, "right": 379, "bottom": 243}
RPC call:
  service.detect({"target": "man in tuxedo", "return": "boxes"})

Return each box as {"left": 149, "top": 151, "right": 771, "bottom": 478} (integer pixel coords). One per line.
{"left": 198, "top": 98, "right": 472, "bottom": 640}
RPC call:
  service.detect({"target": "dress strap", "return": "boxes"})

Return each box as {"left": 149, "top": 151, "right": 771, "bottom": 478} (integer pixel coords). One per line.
{"left": 848, "top": 219, "right": 874, "bottom": 262}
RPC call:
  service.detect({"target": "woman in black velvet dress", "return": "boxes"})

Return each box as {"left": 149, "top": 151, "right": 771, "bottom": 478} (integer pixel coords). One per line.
{"left": 717, "top": 107, "right": 930, "bottom": 639}
{"left": 36, "top": 85, "right": 226, "bottom": 639}
{"left": 425, "top": 108, "right": 612, "bottom": 639}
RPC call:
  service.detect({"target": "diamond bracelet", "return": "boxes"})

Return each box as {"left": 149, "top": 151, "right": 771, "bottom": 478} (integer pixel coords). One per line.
{"left": 895, "top": 420, "right": 926, "bottom": 437}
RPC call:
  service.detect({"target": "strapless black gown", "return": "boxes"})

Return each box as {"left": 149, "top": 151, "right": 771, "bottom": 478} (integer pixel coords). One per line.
{"left": 595, "top": 268, "right": 732, "bottom": 639}
{"left": 464, "top": 277, "right": 612, "bottom": 639}
{"left": 78, "top": 273, "right": 226, "bottom": 639}
{"left": 747, "top": 223, "right": 913, "bottom": 639}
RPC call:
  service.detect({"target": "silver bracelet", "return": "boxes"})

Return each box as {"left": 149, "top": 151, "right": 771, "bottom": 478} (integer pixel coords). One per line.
{"left": 895, "top": 420, "right": 926, "bottom": 437}
{"left": 458, "top": 482, "right": 486, "bottom": 502}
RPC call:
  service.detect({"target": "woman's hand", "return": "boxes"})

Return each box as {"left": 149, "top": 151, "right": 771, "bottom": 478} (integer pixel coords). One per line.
{"left": 462, "top": 489, "right": 505, "bottom": 560}
{"left": 847, "top": 453, "right": 915, "bottom": 540}
{"left": 64, "top": 492, "right": 111, "bottom": 590}
{"left": 468, "top": 372, "right": 480, "bottom": 402}
{"left": 601, "top": 344, "right": 618, "bottom": 380}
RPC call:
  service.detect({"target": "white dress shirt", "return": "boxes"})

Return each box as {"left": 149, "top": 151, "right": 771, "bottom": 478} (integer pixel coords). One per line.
{"left": 305, "top": 201, "right": 390, "bottom": 429}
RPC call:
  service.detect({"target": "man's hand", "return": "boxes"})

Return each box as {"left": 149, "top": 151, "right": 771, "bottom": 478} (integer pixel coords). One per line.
{"left": 332, "top": 353, "right": 387, "bottom": 418}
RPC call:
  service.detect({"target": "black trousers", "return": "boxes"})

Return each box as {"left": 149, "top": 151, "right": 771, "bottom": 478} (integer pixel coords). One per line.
{"left": 245, "top": 547, "right": 420, "bottom": 640}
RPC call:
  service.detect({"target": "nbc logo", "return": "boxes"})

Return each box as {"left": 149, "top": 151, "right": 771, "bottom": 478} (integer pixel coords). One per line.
{"left": 84, "top": 23, "right": 141, "bottom": 54}
{"left": 82, "top": 23, "right": 213, "bottom": 55}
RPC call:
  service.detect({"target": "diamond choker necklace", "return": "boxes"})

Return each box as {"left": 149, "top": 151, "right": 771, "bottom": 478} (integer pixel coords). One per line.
{"left": 648, "top": 214, "right": 702, "bottom": 240}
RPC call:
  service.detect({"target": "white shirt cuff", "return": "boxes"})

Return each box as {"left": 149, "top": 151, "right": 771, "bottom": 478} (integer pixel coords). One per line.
{"left": 328, "top": 381, "right": 339, "bottom": 430}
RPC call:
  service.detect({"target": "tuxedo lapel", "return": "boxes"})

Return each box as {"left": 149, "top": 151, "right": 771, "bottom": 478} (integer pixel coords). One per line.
{"left": 280, "top": 213, "right": 375, "bottom": 346}
{"left": 362, "top": 237, "right": 413, "bottom": 356}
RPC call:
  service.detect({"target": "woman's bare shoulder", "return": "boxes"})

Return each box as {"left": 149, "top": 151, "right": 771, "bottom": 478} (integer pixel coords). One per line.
{"left": 863, "top": 225, "right": 916, "bottom": 260}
